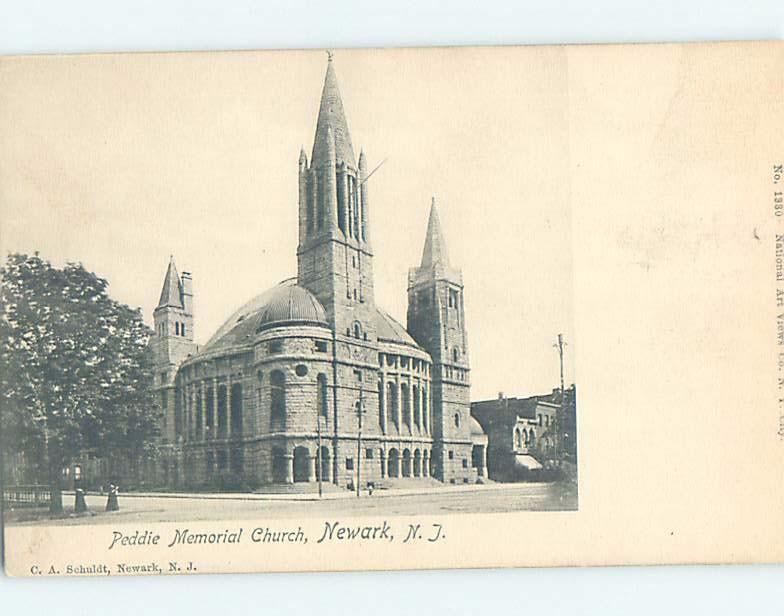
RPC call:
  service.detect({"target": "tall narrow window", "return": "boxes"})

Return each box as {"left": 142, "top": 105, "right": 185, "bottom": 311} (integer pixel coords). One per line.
{"left": 317, "top": 373, "right": 328, "bottom": 418}
{"left": 175, "top": 322, "right": 180, "bottom": 335}
{"left": 231, "top": 383, "right": 243, "bottom": 436}
{"left": 270, "top": 370, "right": 286, "bottom": 423}
{"left": 181, "top": 323, "right": 186, "bottom": 337}
{"left": 387, "top": 382, "right": 398, "bottom": 429}
{"left": 378, "top": 379, "right": 386, "bottom": 431}
{"left": 413, "top": 384, "right": 420, "bottom": 428}
{"left": 336, "top": 170, "right": 345, "bottom": 234}
{"left": 217, "top": 384, "right": 227, "bottom": 438}
{"left": 401, "top": 383, "right": 411, "bottom": 429}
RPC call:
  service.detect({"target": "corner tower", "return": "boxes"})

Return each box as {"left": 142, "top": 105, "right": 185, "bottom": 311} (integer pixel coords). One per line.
{"left": 407, "top": 198, "right": 473, "bottom": 482}
{"left": 151, "top": 256, "right": 196, "bottom": 442}
{"left": 297, "top": 56, "right": 376, "bottom": 343}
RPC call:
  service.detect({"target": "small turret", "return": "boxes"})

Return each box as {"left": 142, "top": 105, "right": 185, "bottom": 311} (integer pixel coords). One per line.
{"left": 358, "top": 149, "right": 369, "bottom": 243}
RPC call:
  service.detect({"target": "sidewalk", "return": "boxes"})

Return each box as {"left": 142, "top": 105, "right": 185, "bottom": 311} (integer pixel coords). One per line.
{"left": 64, "top": 480, "right": 539, "bottom": 503}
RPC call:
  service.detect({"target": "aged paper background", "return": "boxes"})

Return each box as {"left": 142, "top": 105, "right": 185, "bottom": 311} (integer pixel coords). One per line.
{"left": 1, "top": 41, "right": 783, "bottom": 575}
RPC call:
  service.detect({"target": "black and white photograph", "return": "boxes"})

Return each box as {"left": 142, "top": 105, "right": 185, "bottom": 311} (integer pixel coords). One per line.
{"left": 1, "top": 48, "right": 576, "bottom": 533}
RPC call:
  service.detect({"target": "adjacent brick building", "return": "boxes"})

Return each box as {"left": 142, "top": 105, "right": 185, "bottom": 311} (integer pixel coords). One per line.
{"left": 151, "top": 57, "right": 487, "bottom": 491}
{"left": 471, "top": 391, "right": 564, "bottom": 482}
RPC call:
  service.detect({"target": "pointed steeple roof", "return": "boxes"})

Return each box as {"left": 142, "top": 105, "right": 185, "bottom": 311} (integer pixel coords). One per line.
{"left": 157, "top": 256, "right": 183, "bottom": 309}
{"left": 311, "top": 55, "right": 356, "bottom": 167}
{"left": 420, "top": 197, "right": 450, "bottom": 269}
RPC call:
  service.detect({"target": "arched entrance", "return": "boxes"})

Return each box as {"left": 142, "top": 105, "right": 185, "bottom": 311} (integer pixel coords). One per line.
{"left": 402, "top": 448, "right": 412, "bottom": 477}
{"left": 316, "top": 446, "right": 330, "bottom": 482}
{"left": 271, "top": 447, "right": 287, "bottom": 484}
{"left": 413, "top": 449, "right": 422, "bottom": 477}
{"left": 293, "top": 446, "right": 310, "bottom": 483}
{"left": 387, "top": 448, "right": 400, "bottom": 478}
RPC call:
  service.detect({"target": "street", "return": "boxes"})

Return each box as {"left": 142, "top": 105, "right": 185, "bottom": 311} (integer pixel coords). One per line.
{"left": 5, "top": 482, "right": 576, "bottom": 526}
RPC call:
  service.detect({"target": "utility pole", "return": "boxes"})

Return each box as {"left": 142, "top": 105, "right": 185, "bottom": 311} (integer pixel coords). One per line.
{"left": 316, "top": 406, "right": 323, "bottom": 499}
{"left": 355, "top": 371, "right": 364, "bottom": 498}
{"left": 553, "top": 334, "right": 567, "bottom": 463}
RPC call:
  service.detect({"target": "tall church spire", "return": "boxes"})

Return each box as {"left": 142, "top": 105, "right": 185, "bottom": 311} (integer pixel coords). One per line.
{"left": 420, "top": 197, "right": 450, "bottom": 269}
{"left": 157, "top": 256, "right": 183, "bottom": 309}
{"left": 311, "top": 55, "right": 356, "bottom": 168}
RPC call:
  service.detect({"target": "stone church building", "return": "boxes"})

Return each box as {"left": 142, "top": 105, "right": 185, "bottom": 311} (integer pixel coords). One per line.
{"left": 150, "top": 57, "right": 488, "bottom": 491}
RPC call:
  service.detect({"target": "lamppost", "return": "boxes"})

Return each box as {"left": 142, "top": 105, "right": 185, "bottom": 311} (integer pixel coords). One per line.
{"left": 355, "top": 373, "right": 365, "bottom": 498}
{"left": 316, "top": 407, "right": 323, "bottom": 499}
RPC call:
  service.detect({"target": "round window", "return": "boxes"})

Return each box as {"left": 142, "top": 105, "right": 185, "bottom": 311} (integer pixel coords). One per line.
{"left": 295, "top": 364, "right": 308, "bottom": 377}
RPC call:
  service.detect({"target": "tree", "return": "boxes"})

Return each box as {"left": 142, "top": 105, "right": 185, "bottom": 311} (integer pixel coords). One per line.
{"left": 0, "top": 253, "right": 160, "bottom": 513}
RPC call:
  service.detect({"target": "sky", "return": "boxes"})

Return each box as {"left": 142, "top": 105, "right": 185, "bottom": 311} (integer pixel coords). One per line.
{"left": 0, "top": 46, "right": 574, "bottom": 400}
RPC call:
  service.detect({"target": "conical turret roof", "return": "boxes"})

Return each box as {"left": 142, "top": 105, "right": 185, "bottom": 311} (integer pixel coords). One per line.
{"left": 420, "top": 197, "right": 450, "bottom": 269}
{"left": 157, "top": 256, "right": 183, "bottom": 309}
{"left": 311, "top": 56, "right": 356, "bottom": 168}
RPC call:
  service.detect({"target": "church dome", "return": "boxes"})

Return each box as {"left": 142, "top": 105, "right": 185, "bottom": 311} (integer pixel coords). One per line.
{"left": 256, "top": 281, "right": 327, "bottom": 330}
{"left": 203, "top": 279, "right": 327, "bottom": 352}
{"left": 469, "top": 416, "right": 485, "bottom": 437}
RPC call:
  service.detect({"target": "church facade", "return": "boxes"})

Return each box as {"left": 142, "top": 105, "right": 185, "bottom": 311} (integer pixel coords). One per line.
{"left": 150, "top": 58, "right": 487, "bottom": 491}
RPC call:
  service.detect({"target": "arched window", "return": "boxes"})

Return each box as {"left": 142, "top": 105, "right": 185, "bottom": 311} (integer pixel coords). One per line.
{"left": 454, "top": 412, "right": 460, "bottom": 428}
{"left": 181, "top": 323, "right": 186, "bottom": 337}
{"left": 401, "top": 383, "right": 411, "bottom": 429}
{"left": 529, "top": 428, "right": 536, "bottom": 447}
{"left": 452, "top": 347, "right": 459, "bottom": 362}
{"left": 515, "top": 428, "right": 522, "bottom": 449}
{"left": 216, "top": 384, "right": 228, "bottom": 438}
{"left": 523, "top": 428, "right": 529, "bottom": 445}
{"left": 231, "top": 383, "right": 242, "bottom": 436}
{"left": 270, "top": 370, "right": 286, "bottom": 423}
{"left": 412, "top": 384, "right": 420, "bottom": 428}
{"left": 422, "top": 385, "right": 428, "bottom": 432}
{"left": 387, "top": 382, "right": 398, "bottom": 429}
{"left": 317, "top": 373, "right": 328, "bottom": 418}
{"left": 175, "top": 322, "right": 180, "bottom": 335}
{"left": 205, "top": 387, "right": 214, "bottom": 435}
{"left": 353, "top": 321, "right": 361, "bottom": 339}
{"left": 378, "top": 379, "right": 385, "bottom": 431}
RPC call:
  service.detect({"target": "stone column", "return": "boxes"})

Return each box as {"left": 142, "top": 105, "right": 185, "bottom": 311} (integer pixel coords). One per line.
{"left": 395, "top": 380, "right": 402, "bottom": 430}
{"left": 284, "top": 454, "right": 294, "bottom": 484}
{"left": 211, "top": 377, "right": 218, "bottom": 440}
{"left": 340, "top": 167, "right": 350, "bottom": 236}
{"left": 308, "top": 453, "right": 317, "bottom": 483}
{"left": 423, "top": 454, "right": 429, "bottom": 477}
{"left": 480, "top": 446, "right": 488, "bottom": 477}
{"left": 188, "top": 387, "right": 194, "bottom": 441}
{"left": 379, "top": 377, "right": 387, "bottom": 434}
{"left": 199, "top": 380, "right": 206, "bottom": 441}
{"left": 380, "top": 450, "right": 386, "bottom": 478}
{"left": 226, "top": 378, "right": 233, "bottom": 439}
{"left": 353, "top": 176, "right": 361, "bottom": 241}
{"left": 408, "top": 378, "right": 414, "bottom": 433}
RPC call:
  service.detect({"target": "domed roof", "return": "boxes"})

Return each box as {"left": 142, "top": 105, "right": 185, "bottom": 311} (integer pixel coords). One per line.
{"left": 203, "top": 279, "right": 327, "bottom": 352}
{"left": 469, "top": 416, "right": 486, "bottom": 437}
{"left": 374, "top": 308, "right": 421, "bottom": 349}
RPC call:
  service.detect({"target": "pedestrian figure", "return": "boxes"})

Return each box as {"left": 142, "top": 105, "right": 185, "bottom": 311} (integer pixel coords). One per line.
{"left": 105, "top": 484, "right": 119, "bottom": 512}
{"left": 74, "top": 488, "right": 88, "bottom": 513}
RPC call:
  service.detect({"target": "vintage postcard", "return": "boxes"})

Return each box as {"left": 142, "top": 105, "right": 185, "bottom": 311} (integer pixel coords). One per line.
{"left": 1, "top": 41, "right": 782, "bottom": 577}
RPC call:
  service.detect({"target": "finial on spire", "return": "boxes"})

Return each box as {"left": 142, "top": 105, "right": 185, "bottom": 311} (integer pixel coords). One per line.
{"left": 326, "top": 49, "right": 334, "bottom": 62}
